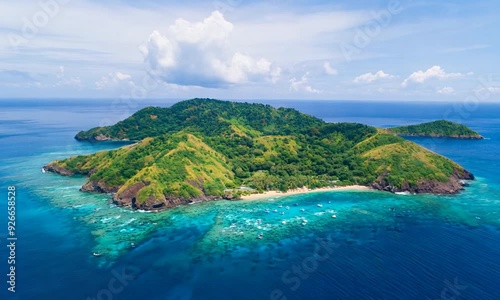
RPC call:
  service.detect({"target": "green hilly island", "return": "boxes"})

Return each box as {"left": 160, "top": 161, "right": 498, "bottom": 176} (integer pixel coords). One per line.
{"left": 44, "top": 99, "right": 476, "bottom": 211}
{"left": 388, "top": 120, "right": 483, "bottom": 139}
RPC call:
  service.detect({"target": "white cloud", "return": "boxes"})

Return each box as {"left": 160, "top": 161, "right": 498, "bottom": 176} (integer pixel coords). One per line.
{"left": 402, "top": 66, "right": 471, "bottom": 87}
{"left": 476, "top": 86, "right": 500, "bottom": 94}
{"left": 354, "top": 70, "right": 394, "bottom": 83}
{"left": 115, "top": 72, "right": 132, "bottom": 81}
{"left": 55, "top": 66, "right": 81, "bottom": 87}
{"left": 487, "top": 87, "right": 500, "bottom": 93}
{"left": 141, "top": 11, "right": 280, "bottom": 88}
{"left": 323, "top": 62, "right": 338, "bottom": 75}
{"left": 270, "top": 67, "right": 282, "bottom": 84}
{"left": 95, "top": 72, "right": 133, "bottom": 90}
{"left": 231, "top": 10, "right": 371, "bottom": 64}
{"left": 289, "top": 72, "right": 322, "bottom": 94}
{"left": 0, "top": 1, "right": 494, "bottom": 101}
{"left": 437, "top": 86, "right": 455, "bottom": 95}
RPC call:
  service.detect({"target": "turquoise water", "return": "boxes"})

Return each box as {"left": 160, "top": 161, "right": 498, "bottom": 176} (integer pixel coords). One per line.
{"left": 0, "top": 100, "right": 499, "bottom": 299}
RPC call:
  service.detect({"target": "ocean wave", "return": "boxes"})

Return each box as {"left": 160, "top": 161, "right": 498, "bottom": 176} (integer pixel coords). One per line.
{"left": 395, "top": 191, "right": 412, "bottom": 196}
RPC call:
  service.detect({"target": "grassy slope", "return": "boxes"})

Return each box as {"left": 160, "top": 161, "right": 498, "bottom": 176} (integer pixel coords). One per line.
{"left": 359, "top": 134, "right": 456, "bottom": 186}
{"left": 53, "top": 132, "right": 235, "bottom": 202}
{"left": 354, "top": 132, "right": 474, "bottom": 193}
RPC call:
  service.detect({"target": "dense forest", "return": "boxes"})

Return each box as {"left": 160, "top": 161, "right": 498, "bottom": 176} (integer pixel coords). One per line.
{"left": 388, "top": 120, "right": 483, "bottom": 139}
{"left": 75, "top": 98, "right": 324, "bottom": 141}
{"left": 46, "top": 99, "right": 475, "bottom": 211}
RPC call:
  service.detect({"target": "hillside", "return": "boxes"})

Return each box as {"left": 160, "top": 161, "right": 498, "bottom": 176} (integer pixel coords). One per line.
{"left": 45, "top": 99, "right": 475, "bottom": 211}
{"left": 75, "top": 98, "right": 324, "bottom": 141}
{"left": 388, "top": 120, "right": 483, "bottom": 139}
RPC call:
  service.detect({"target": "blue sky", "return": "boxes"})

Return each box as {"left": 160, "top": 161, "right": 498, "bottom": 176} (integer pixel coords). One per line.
{"left": 1, "top": 0, "right": 499, "bottom": 101}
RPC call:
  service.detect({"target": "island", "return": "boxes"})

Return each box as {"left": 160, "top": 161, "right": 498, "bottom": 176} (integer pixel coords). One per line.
{"left": 44, "top": 99, "right": 476, "bottom": 211}
{"left": 387, "top": 120, "right": 484, "bottom": 139}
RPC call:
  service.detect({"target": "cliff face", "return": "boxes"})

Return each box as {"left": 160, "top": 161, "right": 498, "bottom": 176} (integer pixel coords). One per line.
{"left": 112, "top": 187, "right": 220, "bottom": 211}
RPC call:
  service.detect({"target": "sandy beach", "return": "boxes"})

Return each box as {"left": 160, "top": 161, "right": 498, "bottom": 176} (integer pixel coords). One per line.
{"left": 239, "top": 185, "right": 372, "bottom": 200}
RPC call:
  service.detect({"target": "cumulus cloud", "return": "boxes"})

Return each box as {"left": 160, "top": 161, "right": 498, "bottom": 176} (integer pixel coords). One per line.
{"left": 289, "top": 72, "right": 322, "bottom": 94}
{"left": 95, "top": 72, "right": 133, "bottom": 89}
{"left": 402, "top": 66, "right": 471, "bottom": 87}
{"left": 140, "top": 11, "right": 280, "bottom": 88}
{"left": 323, "top": 62, "right": 338, "bottom": 75}
{"left": 353, "top": 70, "right": 395, "bottom": 84}
{"left": 437, "top": 86, "right": 455, "bottom": 95}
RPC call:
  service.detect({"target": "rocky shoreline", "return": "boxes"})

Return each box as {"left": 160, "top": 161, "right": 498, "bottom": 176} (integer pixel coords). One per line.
{"left": 111, "top": 182, "right": 233, "bottom": 211}
{"left": 42, "top": 164, "right": 475, "bottom": 211}
{"left": 42, "top": 164, "right": 235, "bottom": 211}
{"left": 43, "top": 164, "right": 75, "bottom": 176}
{"left": 392, "top": 133, "right": 484, "bottom": 139}
{"left": 370, "top": 168, "right": 474, "bottom": 194}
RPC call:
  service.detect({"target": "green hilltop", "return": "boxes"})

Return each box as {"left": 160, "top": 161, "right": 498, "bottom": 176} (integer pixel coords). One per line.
{"left": 45, "top": 99, "right": 476, "bottom": 211}
{"left": 388, "top": 120, "right": 483, "bottom": 139}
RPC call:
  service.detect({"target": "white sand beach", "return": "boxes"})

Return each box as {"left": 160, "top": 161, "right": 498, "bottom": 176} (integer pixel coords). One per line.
{"left": 239, "top": 185, "right": 371, "bottom": 200}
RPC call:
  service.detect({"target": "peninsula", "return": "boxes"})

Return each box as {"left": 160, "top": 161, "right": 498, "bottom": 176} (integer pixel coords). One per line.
{"left": 44, "top": 99, "right": 476, "bottom": 211}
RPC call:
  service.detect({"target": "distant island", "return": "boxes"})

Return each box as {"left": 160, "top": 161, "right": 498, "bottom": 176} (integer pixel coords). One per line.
{"left": 387, "top": 120, "right": 483, "bottom": 139}
{"left": 44, "top": 99, "right": 476, "bottom": 211}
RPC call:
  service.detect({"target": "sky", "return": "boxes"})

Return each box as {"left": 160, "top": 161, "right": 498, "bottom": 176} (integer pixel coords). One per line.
{"left": 1, "top": 0, "right": 499, "bottom": 101}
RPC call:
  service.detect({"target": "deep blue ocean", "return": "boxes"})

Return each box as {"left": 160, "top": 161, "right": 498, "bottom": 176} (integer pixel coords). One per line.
{"left": 0, "top": 99, "right": 499, "bottom": 300}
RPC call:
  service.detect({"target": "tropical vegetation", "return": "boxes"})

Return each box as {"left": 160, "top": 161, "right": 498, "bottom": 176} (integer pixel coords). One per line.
{"left": 46, "top": 99, "right": 475, "bottom": 210}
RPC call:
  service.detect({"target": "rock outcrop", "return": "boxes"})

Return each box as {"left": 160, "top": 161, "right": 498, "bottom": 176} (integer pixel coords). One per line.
{"left": 112, "top": 182, "right": 222, "bottom": 211}
{"left": 80, "top": 180, "right": 119, "bottom": 194}
{"left": 42, "top": 165, "right": 74, "bottom": 176}
{"left": 371, "top": 168, "right": 474, "bottom": 194}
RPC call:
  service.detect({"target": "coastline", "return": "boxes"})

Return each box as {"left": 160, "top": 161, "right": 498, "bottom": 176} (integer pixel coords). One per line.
{"left": 239, "top": 185, "right": 372, "bottom": 201}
